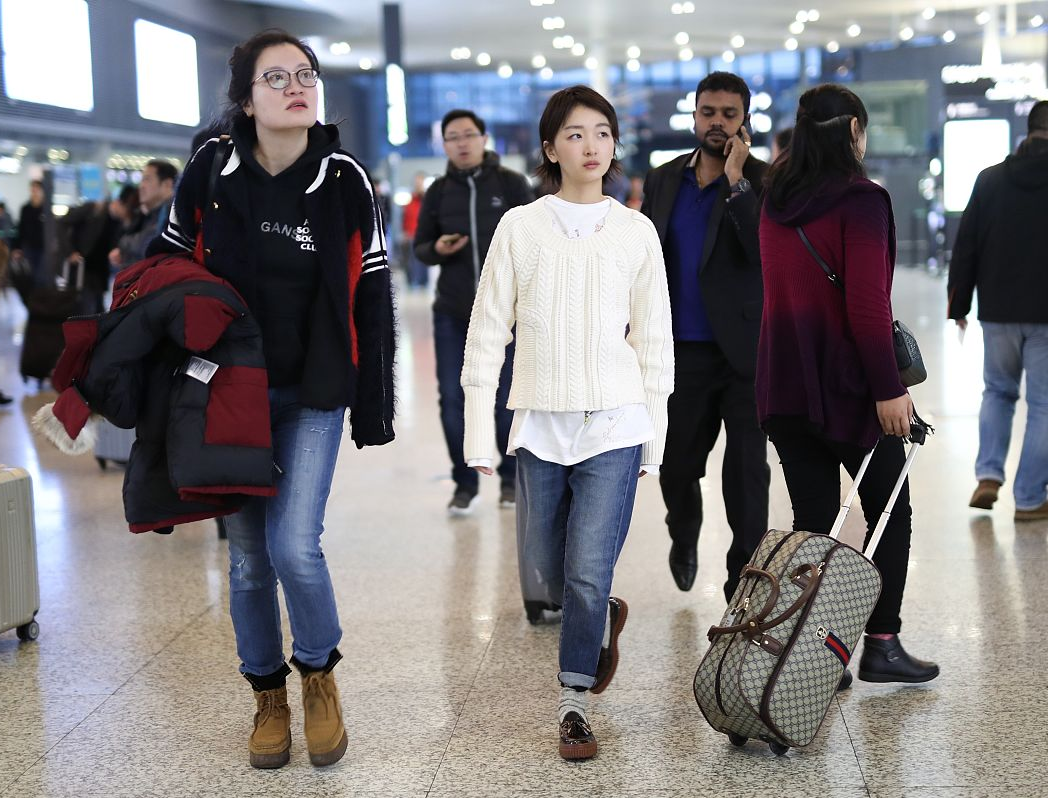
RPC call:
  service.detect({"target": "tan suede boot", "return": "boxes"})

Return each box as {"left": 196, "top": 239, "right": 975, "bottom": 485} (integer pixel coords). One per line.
{"left": 301, "top": 670, "right": 348, "bottom": 766}
{"left": 249, "top": 686, "right": 291, "bottom": 769}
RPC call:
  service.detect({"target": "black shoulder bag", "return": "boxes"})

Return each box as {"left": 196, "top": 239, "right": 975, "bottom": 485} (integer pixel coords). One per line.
{"left": 796, "top": 226, "right": 927, "bottom": 387}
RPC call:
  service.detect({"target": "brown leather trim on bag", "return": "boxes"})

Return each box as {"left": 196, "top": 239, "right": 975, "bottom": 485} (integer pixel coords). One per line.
{"left": 707, "top": 565, "right": 781, "bottom": 640}
{"left": 759, "top": 544, "right": 845, "bottom": 746}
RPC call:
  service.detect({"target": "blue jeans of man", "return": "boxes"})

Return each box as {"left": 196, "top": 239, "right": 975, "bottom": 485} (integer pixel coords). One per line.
{"left": 977, "top": 322, "right": 1048, "bottom": 510}
{"left": 433, "top": 309, "right": 515, "bottom": 491}
{"left": 224, "top": 386, "right": 344, "bottom": 676}
{"left": 516, "top": 445, "right": 641, "bottom": 689}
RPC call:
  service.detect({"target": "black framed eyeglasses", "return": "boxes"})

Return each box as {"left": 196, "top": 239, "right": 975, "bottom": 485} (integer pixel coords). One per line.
{"left": 443, "top": 131, "right": 484, "bottom": 144}
{"left": 252, "top": 68, "right": 320, "bottom": 90}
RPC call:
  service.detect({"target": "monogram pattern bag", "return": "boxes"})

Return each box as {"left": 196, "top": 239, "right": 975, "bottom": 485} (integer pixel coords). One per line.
{"left": 693, "top": 421, "right": 932, "bottom": 754}
{"left": 797, "top": 226, "right": 927, "bottom": 387}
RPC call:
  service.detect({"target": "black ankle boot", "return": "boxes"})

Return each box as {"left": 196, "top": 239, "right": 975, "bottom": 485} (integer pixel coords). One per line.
{"left": 858, "top": 636, "right": 939, "bottom": 683}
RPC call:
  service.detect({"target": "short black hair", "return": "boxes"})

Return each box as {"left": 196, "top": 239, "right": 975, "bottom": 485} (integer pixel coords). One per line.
{"left": 145, "top": 159, "right": 178, "bottom": 185}
{"left": 696, "top": 71, "right": 751, "bottom": 115}
{"left": 116, "top": 185, "right": 139, "bottom": 206}
{"left": 1029, "top": 101, "right": 1048, "bottom": 134}
{"left": 441, "top": 109, "right": 486, "bottom": 138}
{"left": 536, "top": 85, "right": 622, "bottom": 189}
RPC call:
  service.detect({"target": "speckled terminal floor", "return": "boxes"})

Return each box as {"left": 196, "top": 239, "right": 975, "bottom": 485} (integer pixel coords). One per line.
{"left": 1, "top": 266, "right": 1045, "bottom": 798}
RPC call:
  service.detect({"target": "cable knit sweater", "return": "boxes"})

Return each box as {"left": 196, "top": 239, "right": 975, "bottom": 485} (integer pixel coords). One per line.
{"left": 461, "top": 197, "right": 674, "bottom": 466}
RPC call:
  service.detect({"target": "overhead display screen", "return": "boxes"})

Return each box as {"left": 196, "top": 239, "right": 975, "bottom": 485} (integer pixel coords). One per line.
{"left": 943, "top": 118, "right": 1011, "bottom": 212}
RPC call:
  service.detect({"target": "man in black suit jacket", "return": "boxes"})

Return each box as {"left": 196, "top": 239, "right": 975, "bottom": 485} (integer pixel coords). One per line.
{"left": 641, "top": 71, "right": 770, "bottom": 601}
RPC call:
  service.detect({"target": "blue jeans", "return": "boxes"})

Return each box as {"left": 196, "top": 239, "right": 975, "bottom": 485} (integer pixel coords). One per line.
{"left": 516, "top": 445, "right": 641, "bottom": 689}
{"left": 224, "top": 386, "right": 344, "bottom": 676}
{"left": 433, "top": 309, "right": 515, "bottom": 491}
{"left": 977, "top": 322, "right": 1048, "bottom": 510}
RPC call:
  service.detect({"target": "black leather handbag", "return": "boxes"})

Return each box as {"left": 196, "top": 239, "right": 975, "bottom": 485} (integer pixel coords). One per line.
{"left": 796, "top": 227, "right": 927, "bottom": 387}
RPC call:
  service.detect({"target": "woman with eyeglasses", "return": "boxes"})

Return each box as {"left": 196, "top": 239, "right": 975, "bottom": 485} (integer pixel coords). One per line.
{"left": 153, "top": 29, "right": 395, "bottom": 769}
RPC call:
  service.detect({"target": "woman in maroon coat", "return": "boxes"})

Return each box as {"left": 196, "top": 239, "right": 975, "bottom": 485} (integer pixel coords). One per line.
{"left": 756, "top": 84, "right": 938, "bottom": 684}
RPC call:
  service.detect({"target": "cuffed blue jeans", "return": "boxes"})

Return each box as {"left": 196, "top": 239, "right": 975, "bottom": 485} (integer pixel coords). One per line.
{"left": 516, "top": 445, "right": 641, "bottom": 689}
{"left": 977, "top": 322, "right": 1048, "bottom": 510}
{"left": 224, "top": 386, "right": 344, "bottom": 677}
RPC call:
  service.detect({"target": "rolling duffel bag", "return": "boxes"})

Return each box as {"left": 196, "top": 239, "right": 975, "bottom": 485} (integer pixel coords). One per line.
{"left": 693, "top": 418, "right": 931, "bottom": 755}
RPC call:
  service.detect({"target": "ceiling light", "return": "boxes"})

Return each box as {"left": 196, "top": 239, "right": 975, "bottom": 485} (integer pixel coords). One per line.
{"left": 359, "top": 57, "right": 373, "bottom": 70}
{"left": 807, "top": 9, "right": 820, "bottom": 21}
{"left": 975, "top": 10, "right": 991, "bottom": 25}
{"left": 730, "top": 34, "right": 745, "bottom": 49}
{"left": 675, "top": 31, "right": 690, "bottom": 45}
{"left": 722, "top": 50, "right": 736, "bottom": 63}
{"left": 679, "top": 47, "right": 694, "bottom": 61}
{"left": 785, "top": 37, "right": 799, "bottom": 51}
{"left": 671, "top": 1, "right": 695, "bottom": 13}
{"left": 899, "top": 26, "right": 914, "bottom": 41}
{"left": 789, "top": 20, "right": 805, "bottom": 34}
{"left": 497, "top": 63, "right": 513, "bottom": 78}
{"left": 450, "top": 47, "right": 472, "bottom": 60}
{"left": 922, "top": 7, "right": 936, "bottom": 20}
{"left": 476, "top": 52, "right": 491, "bottom": 66}
{"left": 626, "top": 58, "right": 641, "bottom": 72}
{"left": 584, "top": 56, "right": 599, "bottom": 70}
{"left": 530, "top": 0, "right": 555, "bottom": 6}
{"left": 942, "top": 29, "right": 956, "bottom": 42}
{"left": 542, "top": 16, "right": 565, "bottom": 30}
{"left": 626, "top": 45, "right": 641, "bottom": 59}
{"left": 553, "top": 35, "right": 575, "bottom": 49}
{"left": 796, "top": 10, "right": 809, "bottom": 22}
{"left": 329, "top": 41, "right": 351, "bottom": 56}
{"left": 826, "top": 40, "right": 840, "bottom": 53}
{"left": 847, "top": 23, "right": 861, "bottom": 37}
{"left": 571, "top": 42, "right": 586, "bottom": 56}
{"left": 540, "top": 66, "right": 554, "bottom": 80}
{"left": 1032, "top": 15, "right": 1045, "bottom": 27}
{"left": 531, "top": 54, "right": 546, "bottom": 68}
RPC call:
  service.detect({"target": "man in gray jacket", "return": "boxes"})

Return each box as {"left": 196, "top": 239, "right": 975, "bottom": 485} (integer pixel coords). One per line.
{"left": 415, "top": 109, "right": 533, "bottom": 515}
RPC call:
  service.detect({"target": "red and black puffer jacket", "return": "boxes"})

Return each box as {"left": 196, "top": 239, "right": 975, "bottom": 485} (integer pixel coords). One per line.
{"left": 50, "top": 253, "right": 275, "bottom": 533}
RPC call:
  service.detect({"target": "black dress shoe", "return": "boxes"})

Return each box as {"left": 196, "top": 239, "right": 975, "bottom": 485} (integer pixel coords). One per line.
{"left": 558, "top": 712, "right": 597, "bottom": 760}
{"left": 858, "top": 636, "right": 939, "bottom": 683}
{"left": 591, "top": 597, "right": 628, "bottom": 695}
{"left": 668, "top": 542, "right": 697, "bottom": 592}
{"left": 837, "top": 669, "right": 853, "bottom": 691}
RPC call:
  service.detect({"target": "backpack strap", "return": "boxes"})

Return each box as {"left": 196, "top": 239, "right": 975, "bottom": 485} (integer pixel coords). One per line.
{"left": 206, "top": 135, "right": 231, "bottom": 211}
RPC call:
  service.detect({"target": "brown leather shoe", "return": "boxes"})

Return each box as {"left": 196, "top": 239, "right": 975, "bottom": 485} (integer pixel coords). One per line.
{"left": 301, "top": 670, "right": 348, "bottom": 766}
{"left": 591, "top": 597, "right": 628, "bottom": 695}
{"left": 248, "top": 686, "right": 291, "bottom": 769}
{"left": 558, "top": 712, "right": 597, "bottom": 760}
{"left": 1015, "top": 500, "right": 1048, "bottom": 522}
{"left": 969, "top": 479, "right": 1001, "bottom": 509}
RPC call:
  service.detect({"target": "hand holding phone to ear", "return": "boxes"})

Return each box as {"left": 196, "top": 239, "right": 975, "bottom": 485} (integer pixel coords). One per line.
{"left": 724, "top": 125, "right": 750, "bottom": 185}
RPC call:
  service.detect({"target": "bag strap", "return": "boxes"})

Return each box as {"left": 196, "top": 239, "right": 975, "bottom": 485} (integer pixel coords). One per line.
{"left": 796, "top": 226, "right": 844, "bottom": 294}
{"left": 206, "top": 134, "right": 231, "bottom": 211}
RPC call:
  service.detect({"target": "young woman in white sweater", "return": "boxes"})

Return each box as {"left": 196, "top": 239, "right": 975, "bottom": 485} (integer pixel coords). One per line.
{"left": 461, "top": 86, "right": 674, "bottom": 760}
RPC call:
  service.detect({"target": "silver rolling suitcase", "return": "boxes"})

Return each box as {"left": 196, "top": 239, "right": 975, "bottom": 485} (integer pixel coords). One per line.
{"left": 94, "top": 419, "right": 136, "bottom": 469}
{"left": 0, "top": 466, "right": 40, "bottom": 641}
{"left": 694, "top": 420, "right": 931, "bottom": 755}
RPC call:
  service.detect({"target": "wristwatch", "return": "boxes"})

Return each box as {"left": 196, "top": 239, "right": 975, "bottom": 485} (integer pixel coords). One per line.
{"left": 729, "top": 177, "right": 752, "bottom": 196}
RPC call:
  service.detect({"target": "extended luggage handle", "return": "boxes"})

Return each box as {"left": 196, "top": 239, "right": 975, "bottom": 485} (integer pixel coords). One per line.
{"left": 829, "top": 413, "right": 934, "bottom": 560}
{"left": 707, "top": 563, "right": 823, "bottom": 642}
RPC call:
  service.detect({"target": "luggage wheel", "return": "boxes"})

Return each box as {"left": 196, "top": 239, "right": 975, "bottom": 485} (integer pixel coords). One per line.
{"left": 768, "top": 741, "right": 790, "bottom": 756}
{"left": 96, "top": 457, "right": 107, "bottom": 471}
{"left": 16, "top": 619, "right": 40, "bottom": 642}
{"left": 524, "top": 601, "right": 545, "bottom": 625}
{"left": 727, "top": 732, "right": 747, "bottom": 748}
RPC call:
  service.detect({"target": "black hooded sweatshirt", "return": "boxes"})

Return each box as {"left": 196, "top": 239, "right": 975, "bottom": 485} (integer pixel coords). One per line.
{"left": 947, "top": 137, "right": 1048, "bottom": 323}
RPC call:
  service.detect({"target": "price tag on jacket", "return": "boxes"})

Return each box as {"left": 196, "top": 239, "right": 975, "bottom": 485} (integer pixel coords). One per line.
{"left": 183, "top": 356, "right": 219, "bottom": 384}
